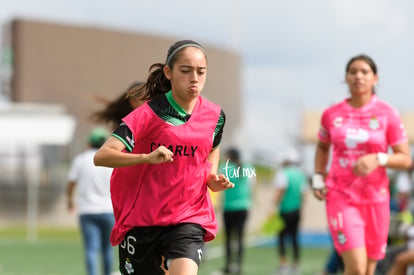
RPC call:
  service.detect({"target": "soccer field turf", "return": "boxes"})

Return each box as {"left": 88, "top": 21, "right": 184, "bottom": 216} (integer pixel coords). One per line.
{"left": 199, "top": 240, "right": 330, "bottom": 275}
{"left": 0, "top": 227, "right": 331, "bottom": 275}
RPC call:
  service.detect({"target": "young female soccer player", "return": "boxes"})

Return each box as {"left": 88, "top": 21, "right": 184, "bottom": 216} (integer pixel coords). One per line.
{"left": 94, "top": 40, "right": 234, "bottom": 275}
{"left": 312, "top": 54, "right": 412, "bottom": 275}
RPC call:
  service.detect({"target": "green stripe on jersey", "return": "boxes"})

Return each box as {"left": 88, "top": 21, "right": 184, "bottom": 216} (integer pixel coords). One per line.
{"left": 111, "top": 133, "right": 133, "bottom": 152}
{"left": 214, "top": 113, "right": 225, "bottom": 140}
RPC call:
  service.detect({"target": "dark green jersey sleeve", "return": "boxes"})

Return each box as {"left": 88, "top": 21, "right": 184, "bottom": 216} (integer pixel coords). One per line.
{"left": 213, "top": 109, "right": 226, "bottom": 148}
{"left": 112, "top": 123, "right": 134, "bottom": 152}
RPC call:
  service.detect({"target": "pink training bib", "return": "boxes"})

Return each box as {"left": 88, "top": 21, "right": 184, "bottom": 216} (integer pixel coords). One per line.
{"left": 110, "top": 96, "right": 221, "bottom": 245}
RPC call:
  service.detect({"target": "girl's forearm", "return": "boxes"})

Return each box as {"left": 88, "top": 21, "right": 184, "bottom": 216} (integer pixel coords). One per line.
{"left": 94, "top": 147, "right": 148, "bottom": 168}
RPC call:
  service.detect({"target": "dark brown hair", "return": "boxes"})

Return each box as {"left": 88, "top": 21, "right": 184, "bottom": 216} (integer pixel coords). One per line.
{"left": 91, "top": 81, "right": 143, "bottom": 129}
{"left": 345, "top": 54, "right": 378, "bottom": 94}
{"left": 127, "top": 40, "right": 206, "bottom": 101}
{"left": 345, "top": 54, "right": 378, "bottom": 75}
{"left": 226, "top": 147, "right": 242, "bottom": 168}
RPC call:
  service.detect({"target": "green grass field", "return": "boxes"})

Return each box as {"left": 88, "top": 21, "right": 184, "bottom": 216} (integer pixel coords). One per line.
{"left": 199, "top": 242, "right": 330, "bottom": 275}
{"left": 0, "top": 227, "right": 331, "bottom": 275}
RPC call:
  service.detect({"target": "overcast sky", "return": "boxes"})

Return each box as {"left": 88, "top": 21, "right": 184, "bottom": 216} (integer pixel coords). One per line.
{"left": 1, "top": 0, "right": 414, "bottom": 163}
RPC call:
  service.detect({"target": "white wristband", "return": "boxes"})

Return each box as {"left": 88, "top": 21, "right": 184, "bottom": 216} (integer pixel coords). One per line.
{"left": 377, "top": 152, "right": 388, "bottom": 166}
{"left": 312, "top": 173, "right": 326, "bottom": 189}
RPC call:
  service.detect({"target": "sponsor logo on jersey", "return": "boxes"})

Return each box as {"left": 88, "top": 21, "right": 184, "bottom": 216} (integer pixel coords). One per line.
{"left": 345, "top": 128, "right": 369, "bottom": 148}
{"left": 198, "top": 248, "right": 203, "bottom": 261}
{"left": 125, "top": 257, "right": 134, "bottom": 274}
{"left": 319, "top": 126, "right": 328, "bottom": 139}
{"left": 150, "top": 143, "right": 198, "bottom": 157}
{"left": 337, "top": 231, "right": 347, "bottom": 245}
{"left": 333, "top": 117, "right": 343, "bottom": 128}
{"left": 339, "top": 158, "right": 349, "bottom": 168}
{"left": 369, "top": 117, "right": 380, "bottom": 130}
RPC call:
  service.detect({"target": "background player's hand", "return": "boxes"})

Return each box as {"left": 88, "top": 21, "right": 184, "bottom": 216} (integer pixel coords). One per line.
{"left": 67, "top": 199, "right": 75, "bottom": 214}
{"left": 146, "top": 146, "right": 174, "bottom": 164}
{"left": 311, "top": 173, "right": 326, "bottom": 201}
{"left": 207, "top": 174, "right": 234, "bottom": 192}
{"left": 313, "top": 189, "right": 326, "bottom": 201}
{"left": 353, "top": 153, "right": 377, "bottom": 176}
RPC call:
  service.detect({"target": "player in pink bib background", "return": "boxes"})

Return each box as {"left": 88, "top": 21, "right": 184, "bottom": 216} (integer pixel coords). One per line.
{"left": 94, "top": 40, "right": 234, "bottom": 275}
{"left": 312, "top": 54, "right": 412, "bottom": 275}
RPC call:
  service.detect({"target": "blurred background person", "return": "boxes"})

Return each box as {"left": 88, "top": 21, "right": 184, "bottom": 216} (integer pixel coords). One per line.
{"left": 273, "top": 148, "right": 309, "bottom": 275}
{"left": 319, "top": 243, "right": 344, "bottom": 275}
{"left": 391, "top": 164, "right": 414, "bottom": 214}
{"left": 66, "top": 127, "right": 114, "bottom": 275}
{"left": 376, "top": 162, "right": 414, "bottom": 275}
{"left": 385, "top": 223, "right": 414, "bottom": 275}
{"left": 312, "top": 54, "right": 412, "bottom": 275}
{"left": 219, "top": 147, "right": 256, "bottom": 274}
{"left": 388, "top": 167, "right": 413, "bottom": 246}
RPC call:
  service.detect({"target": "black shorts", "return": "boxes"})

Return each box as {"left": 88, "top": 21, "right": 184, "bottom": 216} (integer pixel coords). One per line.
{"left": 118, "top": 223, "right": 206, "bottom": 275}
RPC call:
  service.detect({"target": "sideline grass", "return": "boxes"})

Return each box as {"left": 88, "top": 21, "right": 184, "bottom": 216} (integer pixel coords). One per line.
{"left": 0, "top": 227, "right": 330, "bottom": 275}
{"left": 0, "top": 226, "right": 85, "bottom": 275}
{"left": 199, "top": 238, "right": 330, "bottom": 275}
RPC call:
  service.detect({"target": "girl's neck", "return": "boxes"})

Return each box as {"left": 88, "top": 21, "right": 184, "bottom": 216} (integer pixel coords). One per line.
{"left": 178, "top": 100, "right": 197, "bottom": 114}
{"left": 347, "top": 93, "right": 373, "bottom": 108}
{"left": 166, "top": 91, "right": 197, "bottom": 114}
